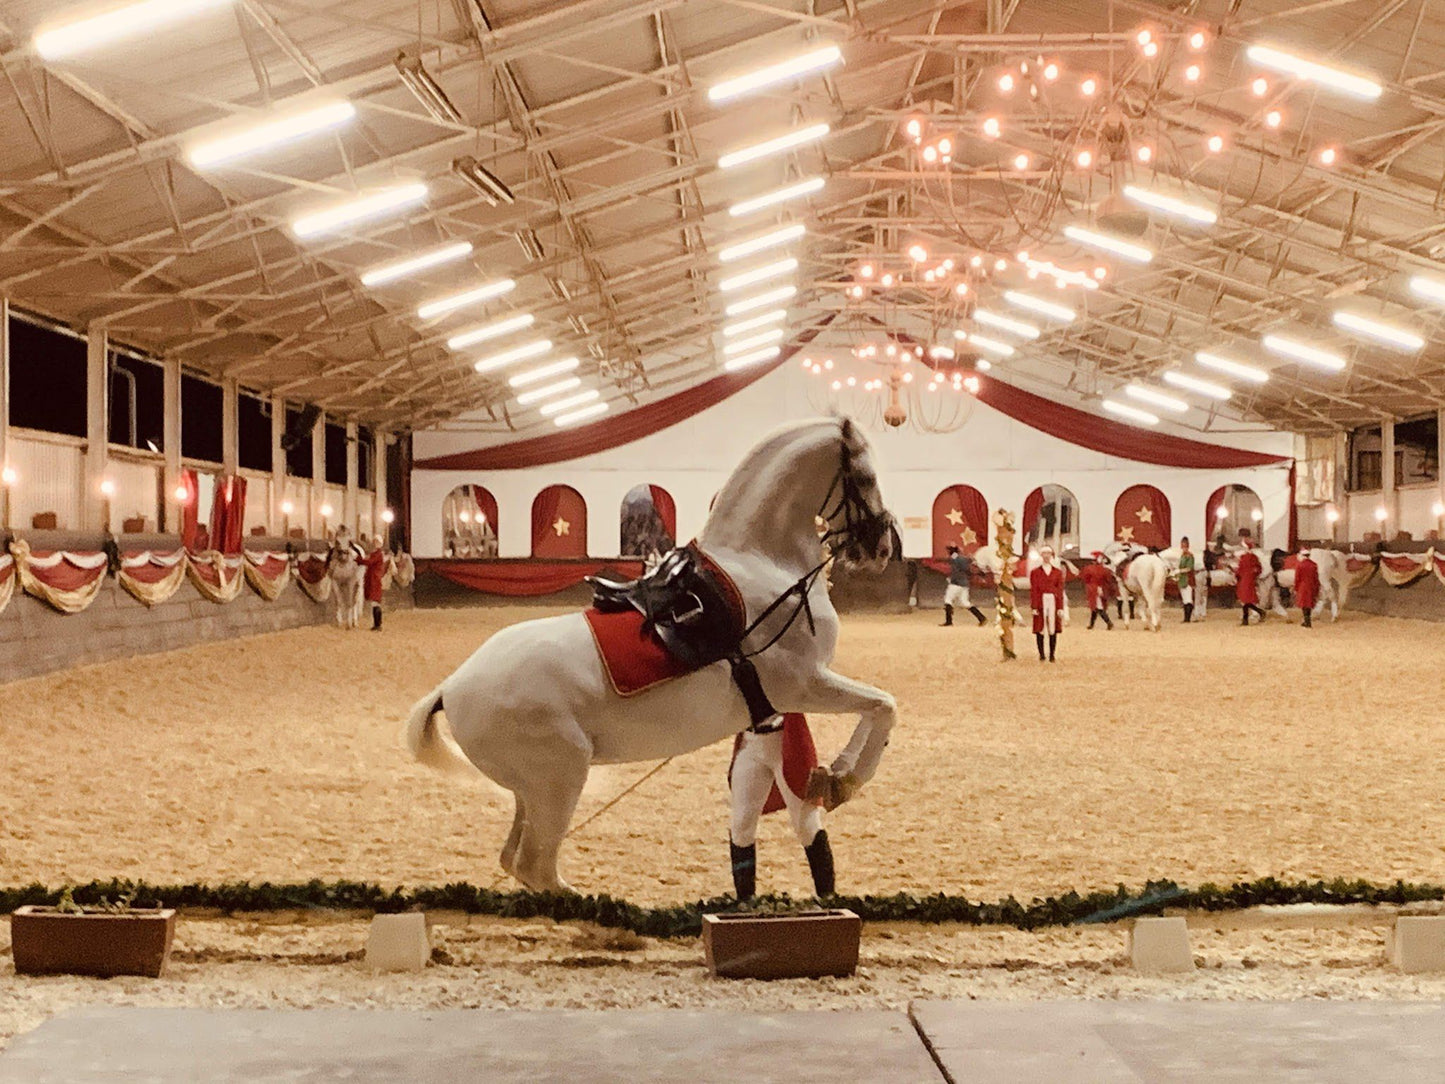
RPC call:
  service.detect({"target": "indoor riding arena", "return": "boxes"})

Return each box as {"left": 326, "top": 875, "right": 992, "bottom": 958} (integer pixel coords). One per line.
{"left": 3, "top": 0, "right": 1445, "bottom": 1080}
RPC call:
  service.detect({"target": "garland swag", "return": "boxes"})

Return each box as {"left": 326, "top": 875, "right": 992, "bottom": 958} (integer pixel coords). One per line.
{"left": 2, "top": 876, "right": 1439, "bottom": 940}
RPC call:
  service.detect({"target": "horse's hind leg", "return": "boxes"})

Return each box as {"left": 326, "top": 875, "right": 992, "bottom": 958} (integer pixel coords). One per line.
{"left": 500, "top": 795, "right": 525, "bottom": 876}
{"left": 512, "top": 730, "right": 591, "bottom": 893}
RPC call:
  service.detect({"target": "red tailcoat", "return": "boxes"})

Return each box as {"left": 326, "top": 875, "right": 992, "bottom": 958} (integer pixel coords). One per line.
{"left": 1235, "top": 550, "right": 1261, "bottom": 606}
{"left": 1294, "top": 557, "right": 1320, "bottom": 611}
{"left": 1080, "top": 562, "right": 1112, "bottom": 609}
{"left": 1030, "top": 564, "right": 1066, "bottom": 633}
{"left": 359, "top": 550, "right": 387, "bottom": 602}
{"left": 729, "top": 714, "right": 819, "bottom": 815}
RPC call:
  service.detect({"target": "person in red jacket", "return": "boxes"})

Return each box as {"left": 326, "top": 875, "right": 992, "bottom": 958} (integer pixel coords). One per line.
{"left": 1081, "top": 552, "right": 1114, "bottom": 630}
{"left": 1030, "top": 545, "right": 1068, "bottom": 661}
{"left": 358, "top": 535, "right": 388, "bottom": 631}
{"left": 1293, "top": 547, "right": 1320, "bottom": 628}
{"left": 1235, "top": 540, "right": 1264, "bottom": 625}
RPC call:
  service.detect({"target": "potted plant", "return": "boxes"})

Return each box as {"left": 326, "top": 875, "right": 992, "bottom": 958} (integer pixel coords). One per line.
{"left": 11, "top": 888, "right": 177, "bottom": 978}
{"left": 702, "top": 906, "right": 861, "bottom": 980}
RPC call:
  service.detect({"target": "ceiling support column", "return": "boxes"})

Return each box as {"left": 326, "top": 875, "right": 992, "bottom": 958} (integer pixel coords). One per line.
{"left": 85, "top": 327, "right": 109, "bottom": 534}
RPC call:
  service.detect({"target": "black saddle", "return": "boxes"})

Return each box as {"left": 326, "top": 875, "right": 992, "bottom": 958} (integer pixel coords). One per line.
{"left": 589, "top": 543, "right": 745, "bottom": 669}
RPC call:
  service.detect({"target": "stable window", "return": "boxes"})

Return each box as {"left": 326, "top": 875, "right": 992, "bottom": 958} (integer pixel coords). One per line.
{"left": 238, "top": 391, "right": 272, "bottom": 472}
{"left": 181, "top": 372, "right": 224, "bottom": 464}
{"left": 284, "top": 405, "right": 314, "bottom": 478}
{"left": 7, "top": 313, "right": 87, "bottom": 438}
{"left": 1395, "top": 415, "right": 1439, "bottom": 485}
{"left": 324, "top": 421, "right": 347, "bottom": 485}
{"left": 358, "top": 426, "right": 375, "bottom": 490}
{"left": 108, "top": 348, "right": 164, "bottom": 452}
{"left": 1348, "top": 426, "right": 1382, "bottom": 491}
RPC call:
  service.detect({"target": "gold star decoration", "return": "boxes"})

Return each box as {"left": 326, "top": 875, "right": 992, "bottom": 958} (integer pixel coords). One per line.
{"left": 552, "top": 517, "right": 570, "bottom": 537}
{"left": 1118, "top": 525, "right": 1136, "bottom": 542}
{"left": 945, "top": 508, "right": 964, "bottom": 526}
{"left": 960, "top": 525, "right": 978, "bottom": 547}
{"left": 1135, "top": 505, "right": 1153, "bottom": 524}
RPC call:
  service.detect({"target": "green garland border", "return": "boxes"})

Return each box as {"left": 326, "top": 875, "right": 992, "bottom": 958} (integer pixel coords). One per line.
{"left": 2, "top": 877, "right": 1440, "bottom": 939}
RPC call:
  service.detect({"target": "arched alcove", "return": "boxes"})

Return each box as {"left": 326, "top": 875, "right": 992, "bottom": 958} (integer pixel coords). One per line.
{"left": 1206, "top": 484, "right": 1264, "bottom": 547}
{"left": 442, "top": 484, "right": 498, "bottom": 558}
{"left": 532, "top": 484, "right": 587, "bottom": 558}
{"left": 620, "top": 484, "right": 677, "bottom": 558}
{"left": 932, "top": 485, "right": 988, "bottom": 556}
{"left": 1114, "top": 485, "right": 1171, "bottom": 549}
{"left": 1023, "top": 484, "right": 1080, "bottom": 555}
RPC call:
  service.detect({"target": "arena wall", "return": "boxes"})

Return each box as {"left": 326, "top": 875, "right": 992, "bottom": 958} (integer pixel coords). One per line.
{"left": 412, "top": 365, "right": 1296, "bottom": 559}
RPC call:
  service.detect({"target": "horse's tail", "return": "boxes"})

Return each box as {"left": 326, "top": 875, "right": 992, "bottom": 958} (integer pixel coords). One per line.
{"left": 403, "top": 688, "right": 480, "bottom": 779}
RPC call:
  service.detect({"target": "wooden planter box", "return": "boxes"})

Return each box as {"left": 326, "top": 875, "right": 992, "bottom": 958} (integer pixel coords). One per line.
{"left": 702, "top": 909, "right": 861, "bottom": 980}
{"left": 11, "top": 906, "right": 177, "bottom": 978}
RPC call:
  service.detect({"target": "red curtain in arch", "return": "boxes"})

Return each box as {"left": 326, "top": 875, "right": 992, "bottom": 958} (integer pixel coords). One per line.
{"left": 932, "top": 485, "right": 989, "bottom": 557}
{"left": 178, "top": 468, "right": 200, "bottom": 550}
{"left": 647, "top": 485, "right": 677, "bottom": 540}
{"left": 208, "top": 474, "right": 247, "bottom": 554}
{"left": 1022, "top": 487, "right": 1044, "bottom": 538}
{"left": 532, "top": 485, "right": 587, "bottom": 557}
{"left": 471, "top": 486, "right": 499, "bottom": 533}
{"left": 1114, "top": 485, "right": 1171, "bottom": 549}
{"left": 1205, "top": 486, "right": 1228, "bottom": 543}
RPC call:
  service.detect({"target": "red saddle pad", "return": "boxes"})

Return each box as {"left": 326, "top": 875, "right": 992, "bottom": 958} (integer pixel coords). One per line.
{"left": 584, "top": 608, "right": 695, "bottom": 697}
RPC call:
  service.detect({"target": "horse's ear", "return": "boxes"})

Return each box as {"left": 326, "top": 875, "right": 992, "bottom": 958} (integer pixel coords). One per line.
{"left": 839, "top": 416, "right": 855, "bottom": 443}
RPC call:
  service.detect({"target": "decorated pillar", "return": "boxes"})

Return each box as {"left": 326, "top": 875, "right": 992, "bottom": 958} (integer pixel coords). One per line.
{"left": 993, "top": 507, "right": 1016, "bottom": 661}
{"left": 374, "top": 431, "right": 390, "bottom": 544}
{"left": 1380, "top": 416, "right": 1396, "bottom": 536}
{"left": 311, "top": 410, "right": 326, "bottom": 539}
{"left": 0, "top": 298, "right": 10, "bottom": 531}
{"left": 85, "top": 326, "right": 109, "bottom": 533}
{"left": 162, "top": 357, "right": 182, "bottom": 534}
{"left": 221, "top": 378, "right": 238, "bottom": 476}
{"left": 344, "top": 420, "right": 359, "bottom": 534}
{"left": 270, "top": 395, "right": 286, "bottom": 537}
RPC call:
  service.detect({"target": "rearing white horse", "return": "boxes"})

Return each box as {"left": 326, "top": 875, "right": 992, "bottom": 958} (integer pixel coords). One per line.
{"left": 403, "top": 417, "right": 898, "bottom": 892}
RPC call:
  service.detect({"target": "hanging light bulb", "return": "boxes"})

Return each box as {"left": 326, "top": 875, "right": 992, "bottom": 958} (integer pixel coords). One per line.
{"left": 1318, "top": 145, "right": 1338, "bottom": 166}
{"left": 998, "top": 72, "right": 1015, "bottom": 93}
{"left": 1185, "top": 64, "right": 1202, "bottom": 83}
{"left": 1143, "top": 41, "right": 1159, "bottom": 58}
{"left": 1265, "top": 109, "right": 1282, "bottom": 129}
{"left": 1080, "top": 77, "right": 1097, "bottom": 97}
{"left": 1013, "top": 152, "right": 1030, "bottom": 170}
{"left": 1076, "top": 148, "right": 1094, "bottom": 168}
{"left": 1042, "top": 62, "right": 1059, "bottom": 82}
{"left": 982, "top": 117, "right": 1001, "bottom": 138}
{"left": 1206, "top": 134, "right": 1225, "bottom": 153}
{"left": 1251, "top": 77, "right": 1269, "bottom": 96}
{"left": 1136, "top": 144, "right": 1153, "bottom": 163}
{"left": 1189, "top": 30, "right": 1207, "bottom": 50}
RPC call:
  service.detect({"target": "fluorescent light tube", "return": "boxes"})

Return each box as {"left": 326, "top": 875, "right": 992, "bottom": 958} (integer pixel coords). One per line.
{"left": 554, "top": 402, "right": 610, "bottom": 427}
{"left": 1002, "top": 290, "right": 1075, "bottom": 322}
{"left": 1331, "top": 310, "right": 1424, "bottom": 351}
{"left": 723, "top": 310, "right": 787, "bottom": 337}
{"left": 417, "top": 279, "right": 515, "bottom": 319}
{"left": 1064, "top": 225, "right": 1154, "bottom": 263}
{"left": 1408, "top": 275, "right": 1445, "bottom": 304}
{"left": 1122, "top": 184, "right": 1218, "bottom": 226}
{"left": 1195, "top": 351, "right": 1269, "bottom": 383}
{"left": 35, "top": 0, "right": 233, "bottom": 59}
{"left": 723, "top": 329, "right": 784, "bottom": 355}
{"left": 292, "top": 183, "right": 428, "bottom": 239}
{"left": 508, "top": 357, "right": 580, "bottom": 387}
{"left": 729, "top": 177, "right": 825, "bottom": 217}
{"left": 719, "top": 223, "right": 805, "bottom": 263}
{"left": 1162, "top": 371, "right": 1231, "bottom": 400}
{"left": 955, "top": 331, "right": 1015, "bottom": 357}
{"left": 188, "top": 101, "right": 355, "bottom": 167}
{"left": 1262, "top": 333, "right": 1347, "bottom": 371}
{"left": 719, "top": 258, "right": 797, "bottom": 292}
{"left": 473, "top": 339, "right": 552, "bottom": 374}
{"left": 725, "top": 285, "right": 797, "bottom": 316}
{"left": 973, "top": 309, "right": 1041, "bottom": 339}
{"left": 708, "top": 45, "right": 843, "bottom": 102}
{"left": 360, "top": 241, "right": 472, "bottom": 286}
{"left": 446, "top": 313, "right": 534, "bottom": 350}
{"left": 516, "top": 377, "right": 582, "bottom": 405}
{"left": 540, "top": 389, "right": 600, "bottom": 416}
{"left": 1126, "top": 384, "right": 1188, "bottom": 412}
{"left": 724, "top": 346, "right": 781, "bottom": 371}
{"left": 1245, "top": 44, "right": 1382, "bottom": 100}
{"left": 718, "top": 124, "right": 830, "bottom": 169}
{"left": 1103, "top": 399, "right": 1159, "bottom": 425}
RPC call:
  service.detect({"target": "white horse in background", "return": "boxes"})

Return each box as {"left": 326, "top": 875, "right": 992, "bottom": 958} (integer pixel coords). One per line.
{"left": 1102, "top": 542, "right": 1168, "bottom": 631}
{"left": 328, "top": 528, "right": 364, "bottom": 630}
{"left": 1256, "top": 547, "right": 1351, "bottom": 621}
{"left": 403, "top": 417, "right": 898, "bottom": 892}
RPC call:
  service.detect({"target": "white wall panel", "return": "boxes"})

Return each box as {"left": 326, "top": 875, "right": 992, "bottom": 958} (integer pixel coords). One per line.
{"left": 107, "top": 456, "right": 160, "bottom": 531}
{"left": 9, "top": 433, "right": 83, "bottom": 530}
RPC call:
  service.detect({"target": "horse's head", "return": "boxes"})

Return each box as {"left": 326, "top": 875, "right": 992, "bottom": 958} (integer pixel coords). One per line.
{"left": 825, "top": 417, "right": 895, "bottom": 569}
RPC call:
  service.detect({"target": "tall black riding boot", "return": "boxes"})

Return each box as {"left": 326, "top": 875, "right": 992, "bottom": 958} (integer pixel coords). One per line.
{"left": 1128, "top": 599, "right": 1137, "bottom": 621}
{"left": 1302, "top": 609, "right": 1313, "bottom": 628}
{"left": 1088, "top": 610, "right": 1097, "bottom": 629}
{"left": 1035, "top": 633, "right": 1046, "bottom": 661}
{"left": 1183, "top": 603, "right": 1194, "bottom": 623}
{"left": 968, "top": 606, "right": 986, "bottom": 626}
{"left": 804, "top": 830, "right": 835, "bottom": 897}
{"left": 1115, "top": 599, "right": 1124, "bottom": 619}
{"left": 371, "top": 604, "right": 382, "bottom": 631}
{"left": 1047, "top": 633, "right": 1057, "bottom": 662}
{"left": 940, "top": 604, "right": 954, "bottom": 627}
{"left": 1102, "top": 608, "right": 1114, "bottom": 630}
{"left": 730, "top": 840, "right": 756, "bottom": 901}
{"left": 1241, "top": 607, "right": 1250, "bottom": 626}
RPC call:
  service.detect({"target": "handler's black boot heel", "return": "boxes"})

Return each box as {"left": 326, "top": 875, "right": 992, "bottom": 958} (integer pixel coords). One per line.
{"left": 969, "top": 606, "right": 986, "bottom": 626}
{"left": 804, "top": 830, "right": 835, "bottom": 897}
{"left": 1183, "top": 603, "right": 1193, "bottom": 623}
{"left": 940, "top": 604, "right": 954, "bottom": 627}
{"left": 730, "top": 841, "right": 756, "bottom": 901}
{"left": 1035, "top": 633, "right": 1046, "bottom": 661}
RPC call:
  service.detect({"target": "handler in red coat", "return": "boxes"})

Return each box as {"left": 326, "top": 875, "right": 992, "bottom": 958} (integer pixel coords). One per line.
{"left": 1081, "top": 552, "right": 1114, "bottom": 630}
{"left": 359, "top": 536, "right": 388, "bottom": 631}
{"left": 1235, "top": 540, "right": 1264, "bottom": 626}
{"left": 1294, "top": 548, "right": 1320, "bottom": 628}
{"left": 1030, "top": 545, "right": 1068, "bottom": 662}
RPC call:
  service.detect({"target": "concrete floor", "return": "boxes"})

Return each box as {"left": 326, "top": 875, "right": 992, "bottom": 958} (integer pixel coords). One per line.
{"left": 3, "top": 1001, "right": 1444, "bottom": 1082}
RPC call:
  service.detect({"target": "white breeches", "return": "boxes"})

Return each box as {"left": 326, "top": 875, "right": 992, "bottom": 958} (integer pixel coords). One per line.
{"left": 943, "top": 583, "right": 970, "bottom": 607}
{"left": 730, "top": 729, "right": 822, "bottom": 848}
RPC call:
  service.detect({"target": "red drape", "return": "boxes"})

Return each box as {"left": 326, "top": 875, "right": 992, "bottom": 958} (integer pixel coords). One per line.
{"left": 428, "top": 559, "right": 643, "bottom": 597}
{"left": 648, "top": 485, "right": 677, "bottom": 541}
{"left": 470, "top": 486, "right": 499, "bottom": 532}
{"left": 178, "top": 468, "right": 200, "bottom": 550}
{"left": 1114, "top": 485, "right": 1171, "bottom": 549}
{"left": 972, "top": 374, "right": 1289, "bottom": 468}
{"left": 532, "top": 485, "right": 587, "bottom": 558}
{"left": 208, "top": 474, "right": 247, "bottom": 554}
{"left": 414, "top": 315, "right": 837, "bottom": 471}
{"left": 1023, "top": 487, "right": 1044, "bottom": 540}
{"left": 1205, "top": 486, "right": 1228, "bottom": 542}
{"left": 932, "top": 485, "right": 989, "bottom": 556}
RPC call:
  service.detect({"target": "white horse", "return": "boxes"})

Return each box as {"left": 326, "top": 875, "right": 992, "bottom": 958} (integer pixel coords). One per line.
{"left": 403, "top": 417, "right": 898, "bottom": 892}
{"left": 1257, "top": 547, "right": 1351, "bottom": 621}
{"left": 328, "top": 529, "right": 364, "bottom": 630}
{"left": 1103, "top": 542, "right": 1168, "bottom": 631}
